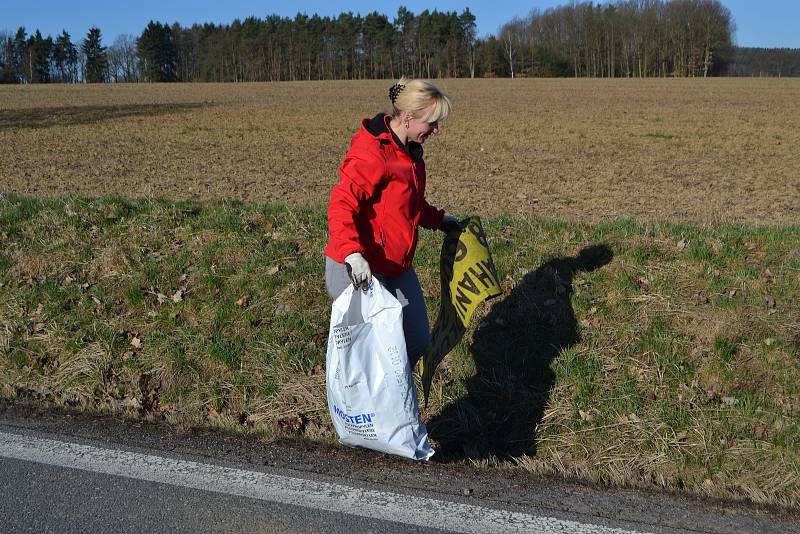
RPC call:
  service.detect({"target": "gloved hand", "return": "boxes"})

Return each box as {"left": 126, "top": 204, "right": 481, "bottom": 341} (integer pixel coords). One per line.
{"left": 442, "top": 214, "right": 465, "bottom": 233}
{"left": 344, "top": 252, "right": 372, "bottom": 291}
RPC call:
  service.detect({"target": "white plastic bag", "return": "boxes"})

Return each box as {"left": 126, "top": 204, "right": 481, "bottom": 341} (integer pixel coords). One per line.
{"left": 326, "top": 279, "right": 434, "bottom": 460}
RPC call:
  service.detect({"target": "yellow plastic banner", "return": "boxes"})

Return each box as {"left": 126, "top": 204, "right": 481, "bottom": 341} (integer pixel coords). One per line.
{"left": 422, "top": 217, "right": 502, "bottom": 403}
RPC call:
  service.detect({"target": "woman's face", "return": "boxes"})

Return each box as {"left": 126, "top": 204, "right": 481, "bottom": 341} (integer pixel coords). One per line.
{"left": 406, "top": 109, "right": 440, "bottom": 144}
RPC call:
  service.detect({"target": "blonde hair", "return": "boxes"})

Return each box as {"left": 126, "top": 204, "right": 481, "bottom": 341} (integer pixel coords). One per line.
{"left": 389, "top": 77, "right": 452, "bottom": 123}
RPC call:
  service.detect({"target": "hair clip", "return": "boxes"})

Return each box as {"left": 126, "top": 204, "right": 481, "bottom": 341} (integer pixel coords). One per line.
{"left": 389, "top": 83, "right": 406, "bottom": 103}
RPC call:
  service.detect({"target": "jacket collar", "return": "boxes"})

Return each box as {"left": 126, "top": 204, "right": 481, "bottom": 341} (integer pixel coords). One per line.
{"left": 363, "top": 113, "right": 424, "bottom": 162}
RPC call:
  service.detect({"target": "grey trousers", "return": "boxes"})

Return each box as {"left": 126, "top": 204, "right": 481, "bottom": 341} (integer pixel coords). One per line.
{"left": 325, "top": 256, "right": 429, "bottom": 368}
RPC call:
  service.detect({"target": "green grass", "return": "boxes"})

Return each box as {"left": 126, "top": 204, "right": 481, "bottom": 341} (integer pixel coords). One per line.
{"left": 1, "top": 195, "right": 799, "bottom": 509}
{"left": 644, "top": 131, "right": 676, "bottom": 140}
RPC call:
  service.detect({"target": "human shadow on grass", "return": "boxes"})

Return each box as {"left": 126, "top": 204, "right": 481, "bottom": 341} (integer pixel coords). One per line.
{"left": 427, "top": 244, "right": 614, "bottom": 461}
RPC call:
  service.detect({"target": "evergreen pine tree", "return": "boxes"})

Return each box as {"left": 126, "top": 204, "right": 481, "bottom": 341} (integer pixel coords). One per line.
{"left": 137, "top": 21, "right": 176, "bottom": 82}
{"left": 31, "top": 30, "right": 52, "bottom": 82}
{"left": 82, "top": 27, "right": 108, "bottom": 83}
{"left": 54, "top": 30, "right": 78, "bottom": 83}
{"left": 14, "top": 27, "right": 29, "bottom": 83}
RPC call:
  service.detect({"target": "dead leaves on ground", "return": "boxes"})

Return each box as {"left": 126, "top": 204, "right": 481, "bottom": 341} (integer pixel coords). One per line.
{"left": 579, "top": 306, "right": 602, "bottom": 329}
{"left": 635, "top": 277, "right": 651, "bottom": 293}
{"left": 277, "top": 414, "right": 307, "bottom": 435}
{"left": 138, "top": 373, "right": 161, "bottom": 413}
{"left": 150, "top": 284, "right": 187, "bottom": 306}
{"left": 205, "top": 406, "right": 309, "bottom": 437}
{"left": 171, "top": 288, "right": 185, "bottom": 303}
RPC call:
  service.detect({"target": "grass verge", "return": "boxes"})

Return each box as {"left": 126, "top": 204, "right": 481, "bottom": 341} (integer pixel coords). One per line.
{"left": 1, "top": 195, "right": 798, "bottom": 508}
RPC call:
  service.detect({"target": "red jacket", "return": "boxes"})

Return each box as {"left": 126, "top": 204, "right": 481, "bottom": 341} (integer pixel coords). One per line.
{"left": 324, "top": 114, "right": 445, "bottom": 277}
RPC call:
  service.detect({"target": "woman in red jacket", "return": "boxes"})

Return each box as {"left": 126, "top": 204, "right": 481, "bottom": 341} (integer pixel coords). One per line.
{"left": 324, "top": 77, "right": 460, "bottom": 369}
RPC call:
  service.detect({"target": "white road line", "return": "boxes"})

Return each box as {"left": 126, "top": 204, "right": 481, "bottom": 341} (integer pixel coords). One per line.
{"left": 0, "top": 431, "right": 647, "bottom": 534}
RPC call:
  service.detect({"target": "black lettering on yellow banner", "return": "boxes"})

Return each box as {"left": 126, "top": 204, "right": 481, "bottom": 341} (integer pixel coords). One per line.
{"left": 422, "top": 216, "right": 502, "bottom": 403}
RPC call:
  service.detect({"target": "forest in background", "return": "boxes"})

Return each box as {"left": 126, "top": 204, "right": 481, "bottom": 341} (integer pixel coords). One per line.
{"left": 1, "top": 0, "right": 798, "bottom": 83}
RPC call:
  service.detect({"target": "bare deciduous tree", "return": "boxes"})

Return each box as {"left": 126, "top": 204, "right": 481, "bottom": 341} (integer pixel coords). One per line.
{"left": 500, "top": 18, "right": 524, "bottom": 78}
{"left": 107, "top": 34, "right": 140, "bottom": 82}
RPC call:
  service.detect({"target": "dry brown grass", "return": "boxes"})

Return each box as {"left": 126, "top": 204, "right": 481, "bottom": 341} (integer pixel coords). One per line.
{"left": 2, "top": 79, "right": 799, "bottom": 225}
{"left": 1, "top": 197, "right": 798, "bottom": 508}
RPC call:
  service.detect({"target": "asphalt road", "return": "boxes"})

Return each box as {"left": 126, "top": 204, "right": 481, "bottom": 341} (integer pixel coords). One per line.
{"left": 1, "top": 456, "right": 416, "bottom": 534}
{"left": 0, "top": 403, "right": 797, "bottom": 533}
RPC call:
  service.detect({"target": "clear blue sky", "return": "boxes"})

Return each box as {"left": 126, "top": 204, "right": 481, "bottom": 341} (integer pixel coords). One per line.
{"left": 3, "top": 1, "right": 799, "bottom": 48}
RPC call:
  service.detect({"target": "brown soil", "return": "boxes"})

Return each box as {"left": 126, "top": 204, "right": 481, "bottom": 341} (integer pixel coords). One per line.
{"left": 2, "top": 79, "right": 799, "bottom": 225}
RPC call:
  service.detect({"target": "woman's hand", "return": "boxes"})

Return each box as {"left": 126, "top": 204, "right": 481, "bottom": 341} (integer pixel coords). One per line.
{"left": 344, "top": 253, "right": 372, "bottom": 291}
{"left": 442, "top": 214, "right": 465, "bottom": 233}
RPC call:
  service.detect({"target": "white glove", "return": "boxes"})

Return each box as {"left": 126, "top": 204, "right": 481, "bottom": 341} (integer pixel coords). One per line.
{"left": 344, "top": 252, "right": 372, "bottom": 291}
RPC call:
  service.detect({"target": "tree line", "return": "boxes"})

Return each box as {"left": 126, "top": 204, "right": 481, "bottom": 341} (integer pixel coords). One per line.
{"left": 1, "top": 1, "right": 795, "bottom": 83}
{"left": 497, "top": 0, "right": 736, "bottom": 77}
{"left": 0, "top": 26, "right": 131, "bottom": 83}
{"left": 131, "top": 8, "right": 479, "bottom": 82}
{"left": 727, "top": 48, "right": 800, "bottom": 77}
{"left": 0, "top": 8, "right": 479, "bottom": 83}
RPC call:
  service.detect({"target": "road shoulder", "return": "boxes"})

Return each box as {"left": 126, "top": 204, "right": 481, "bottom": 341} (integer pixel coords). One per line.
{"left": 1, "top": 400, "right": 797, "bottom": 534}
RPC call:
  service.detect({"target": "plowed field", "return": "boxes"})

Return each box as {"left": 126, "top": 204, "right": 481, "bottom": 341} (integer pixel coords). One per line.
{"left": 2, "top": 79, "right": 799, "bottom": 225}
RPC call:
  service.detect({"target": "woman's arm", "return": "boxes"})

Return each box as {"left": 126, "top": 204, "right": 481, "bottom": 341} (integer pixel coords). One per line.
{"left": 327, "top": 152, "right": 386, "bottom": 260}
{"left": 419, "top": 199, "right": 445, "bottom": 230}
